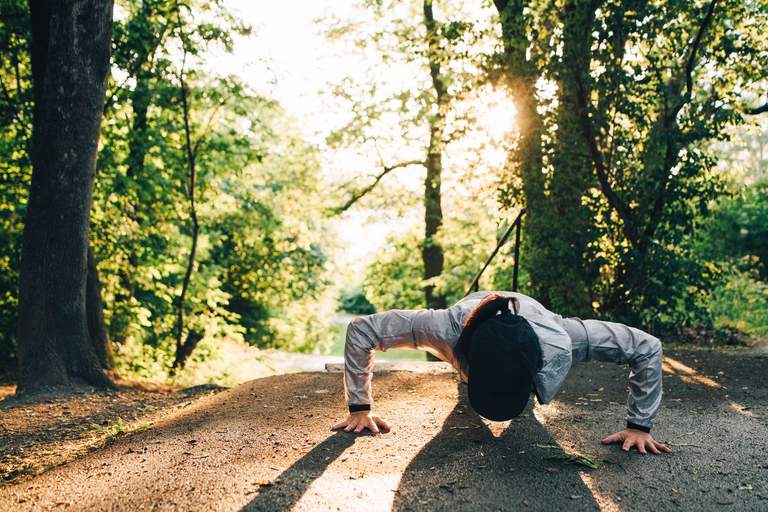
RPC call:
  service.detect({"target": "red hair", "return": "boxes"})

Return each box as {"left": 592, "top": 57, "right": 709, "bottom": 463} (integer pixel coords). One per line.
{"left": 454, "top": 294, "right": 519, "bottom": 359}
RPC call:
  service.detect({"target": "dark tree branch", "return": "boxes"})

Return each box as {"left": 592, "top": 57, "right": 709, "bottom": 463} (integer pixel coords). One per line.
{"left": 172, "top": 35, "right": 200, "bottom": 370}
{"left": 635, "top": 0, "right": 719, "bottom": 254}
{"left": 423, "top": 0, "right": 447, "bottom": 101}
{"left": 672, "top": 0, "right": 719, "bottom": 117}
{"left": 746, "top": 102, "right": 768, "bottom": 115}
{"left": 102, "top": 3, "right": 177, "bottom": 115}
{"left": 329, "top": 159, "right": 425, "bottom": 214}
{"left": 573, "top": 69, "right": 638, "bottom": 245}
{"left": 638, "top": 125, "right": 677, "bottom": 255}
{"left": 191, "top": 100, "right": 224, "bottom": 158}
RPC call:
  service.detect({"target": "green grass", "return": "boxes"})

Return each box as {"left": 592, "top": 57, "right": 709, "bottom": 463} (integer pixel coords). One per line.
{"left": 90, "top": 417, "right": 127, "bottom": 435}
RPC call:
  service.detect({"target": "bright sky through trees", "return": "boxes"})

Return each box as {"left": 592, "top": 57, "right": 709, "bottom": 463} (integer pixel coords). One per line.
{"left": 208, "top": 1, "right": 517, "bottom": 278}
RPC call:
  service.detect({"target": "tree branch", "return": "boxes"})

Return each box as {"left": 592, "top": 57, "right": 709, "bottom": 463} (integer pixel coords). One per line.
{"left": 746, "top": 102, "right": 768, "bottom": 115}
{"left": 638, "top": 124, "right": 677, "bottom": 255}
{"left": 671, "top": 0, "right": 719, "bottom": 117}
{"left": 573, "top": 68, "right": 638, "bottom": 245}
{"left": 191, "top": 100, "right": 224, "bottom": 158}
{"left": 329, "top": 159, "right": 425, "bottom": 214}
{"left": 633, "top": 0, "right": 719, "bottom": 254}
{"left": 102, "top": 9, "right": 175, "bottom": 115}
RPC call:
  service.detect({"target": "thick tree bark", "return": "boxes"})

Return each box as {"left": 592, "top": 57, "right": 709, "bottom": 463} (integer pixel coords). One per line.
{"left": 545, "top": 0, "right": 601, "bottom": 316}
{"left": 422, "top": 0, "right": 447, "bottom": 311}
{"left": 495, "top": 0, "right": 599, "bottom": 316}
{"left": 493, "top": 0, "right": 546, "bottom": 301}
{"left": 86, "top": 246, "right": 114, "bottom": 369}
{"left": 16, "top": 0, "right": 116, "bottom": 394}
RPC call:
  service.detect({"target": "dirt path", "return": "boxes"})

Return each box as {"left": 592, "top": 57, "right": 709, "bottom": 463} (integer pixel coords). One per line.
{"left": 0, "top": 383, "right": 223, "bottom": 483}
{"left": 1, "top": 348, "right": 767, "bottom": 511}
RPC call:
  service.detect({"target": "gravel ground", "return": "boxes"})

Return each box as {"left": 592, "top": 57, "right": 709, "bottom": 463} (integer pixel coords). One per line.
{"left": 1, "top": 347, "right": 766, "bottom": 511}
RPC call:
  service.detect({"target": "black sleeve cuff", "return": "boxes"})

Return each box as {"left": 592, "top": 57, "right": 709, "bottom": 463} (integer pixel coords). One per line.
{"left": 626, "top": 421, "right": 651, "bottom": 433}
{"left": 349, "top": 403, "right": 371, "bottom": 413}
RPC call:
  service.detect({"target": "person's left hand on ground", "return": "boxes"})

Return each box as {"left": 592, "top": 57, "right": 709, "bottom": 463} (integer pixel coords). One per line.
{"left": 331, "top": 411, "right": 391, "bottom": 434}
{"left": 601, "top": 429, "right": 672, "bottom": 454}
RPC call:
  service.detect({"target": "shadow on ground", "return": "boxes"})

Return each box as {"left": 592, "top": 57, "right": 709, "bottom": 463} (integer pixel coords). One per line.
{"left": 2, "top": 349, "right": 767, "bottom": 511}
{"left": 241, "top": 382, "right": 599, "bottom": 512}
{"left": 391, "top": 383, "right": 598, "bottom": 511}
{"left": 240, "top": 432, "right": 355, "bottom": 511}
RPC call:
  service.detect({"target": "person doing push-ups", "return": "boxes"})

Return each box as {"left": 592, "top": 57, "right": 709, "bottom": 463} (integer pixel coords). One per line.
{"left": 332, "top": 291, "right": 671, "bottom": 455}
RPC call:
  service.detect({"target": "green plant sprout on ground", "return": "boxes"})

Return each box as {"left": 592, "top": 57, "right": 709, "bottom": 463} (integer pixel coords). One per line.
{"left": 535, "top": 443, "right": 601, "bottom": 469}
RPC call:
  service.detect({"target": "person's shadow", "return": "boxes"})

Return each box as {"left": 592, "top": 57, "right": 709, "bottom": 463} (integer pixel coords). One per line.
{"left": 391, "top": 382, "right": 600, "bottom": 511}
{"left": 240, "top": 382, "right": 600, "bottom": 512}
{"left": 240, "top": 430, "right": 355, "bottom": 511}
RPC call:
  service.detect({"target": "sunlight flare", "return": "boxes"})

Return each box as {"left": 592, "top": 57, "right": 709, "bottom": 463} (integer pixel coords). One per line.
{"left": 661, "top": 356, "right": 722, "bottom": 389}
{"left": 474, "top": 86, "right": 518, "bottom": 142}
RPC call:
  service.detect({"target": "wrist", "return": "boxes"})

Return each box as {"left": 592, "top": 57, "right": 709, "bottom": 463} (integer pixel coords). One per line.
{"left": 626, "top": 421, "right": 651, "bottom": 433}
{"left": 349, "top": 403, "right": 371, "bottom": 414}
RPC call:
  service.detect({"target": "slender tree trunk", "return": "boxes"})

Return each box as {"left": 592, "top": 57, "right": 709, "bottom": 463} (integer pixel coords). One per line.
{"left": 109, "top": 67, "right": 151, "bottom": 342}
{"left": 17, "top": 0, "right": 116, "bottom": 394}
{"left": 422, "top": 0, "right": 447, "bottom": 311}
{"left": 172, "top": 75, "right": 201, "bottom": 371}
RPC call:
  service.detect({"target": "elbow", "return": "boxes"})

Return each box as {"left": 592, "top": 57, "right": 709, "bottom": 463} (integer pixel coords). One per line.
{"left": 645, "top": 333, "right": 661, "bottom": 354}
{"left": 648, "top": 334, "right": 662, "bottom": 358}
{"left": 634, "top": 333, "right": 662, "bottom": 367}
{"left": 345, "top": 316, "right": 375, "bottom": 354}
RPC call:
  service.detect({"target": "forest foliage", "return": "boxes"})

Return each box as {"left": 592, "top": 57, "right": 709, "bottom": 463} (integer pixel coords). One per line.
{"left": 0, "top": 0, "right": 336, "bottom": 378}
{"left": 0, "top": 0, "right": 767, "bottom": 384}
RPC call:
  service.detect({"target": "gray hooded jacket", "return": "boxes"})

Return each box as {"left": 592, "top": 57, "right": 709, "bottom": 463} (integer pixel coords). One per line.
{"left": 344, "top": 291, "right": 663, "bottom": 430}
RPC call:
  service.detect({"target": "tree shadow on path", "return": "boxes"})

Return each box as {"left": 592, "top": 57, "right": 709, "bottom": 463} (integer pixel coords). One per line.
{"left": 240, "top": 430, "right": 355, "bottom": 511}
{"left": 392, "top": 382, "right": 600, "bottom": 511}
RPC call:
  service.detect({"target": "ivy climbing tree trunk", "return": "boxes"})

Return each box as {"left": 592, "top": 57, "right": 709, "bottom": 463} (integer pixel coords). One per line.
{"left": 544, "top": 0, "right": 601, "bottom": 316}
{"left": 16, "top": 0, "right": 116, "bottom": 394}
{"left": 422, "top": 0, "right": 447, "bottom": 311}
{"left": 493, "top": 0, "right": 547, "bottom": 302}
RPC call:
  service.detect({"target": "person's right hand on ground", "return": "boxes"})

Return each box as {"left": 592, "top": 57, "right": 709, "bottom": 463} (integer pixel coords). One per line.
{"left": 601, "top": 429, "right": 672, "bottom": 454}
{"left": 331, "top": 411, "right": 391, "bottom": 434}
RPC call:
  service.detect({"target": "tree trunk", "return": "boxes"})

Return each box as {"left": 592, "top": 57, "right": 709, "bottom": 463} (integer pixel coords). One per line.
{"left": 86, "top": 246, "right": 114, "bottom": 369}
{"left": 493, "top": 0, "right": 546, "bottom": 301}
{"left": 172, "top": 74, "right": 201, "bottom": 372}
{"left": 16, "top": 0, "right": 116, "bottom": 394}
{"left": 109, "top": 63, "right": 151, "bottom": 342}
{"left": 544, "top": 0, "right": 600, "bottom": 316}
{"left": 422, "top": 0, "right": 447, "bottom": 311}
